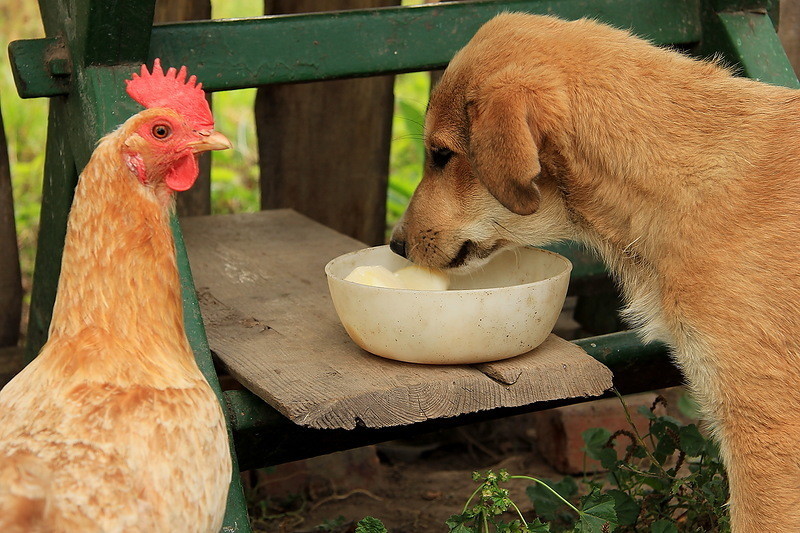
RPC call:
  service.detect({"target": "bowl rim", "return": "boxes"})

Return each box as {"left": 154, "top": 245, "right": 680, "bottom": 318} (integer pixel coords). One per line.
{"left": 325, "top": 245, "right": 573, "bottom": 294}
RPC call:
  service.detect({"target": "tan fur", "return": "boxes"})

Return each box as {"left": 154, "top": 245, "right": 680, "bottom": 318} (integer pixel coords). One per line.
{"left": 0, "top": 110, "right": 231, "bottom": 532}
{"left": 392, "top": 13, "right": 800, "bottom": 532}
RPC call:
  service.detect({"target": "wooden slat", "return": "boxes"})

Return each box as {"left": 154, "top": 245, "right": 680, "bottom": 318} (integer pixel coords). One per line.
{"left": 703, "top": 12, "right": 799, "bottom": 87}
{"left": 181, "top": 210, "right": 613, "bottom": 430}
{"left": 11, "top": 0, "right": 703, "bottom": 98}
{"left": 153, "top": 0, "right": 702, "bottom": 90}
{"left": 0, "top": 107, "right": 22, "bottom": 348}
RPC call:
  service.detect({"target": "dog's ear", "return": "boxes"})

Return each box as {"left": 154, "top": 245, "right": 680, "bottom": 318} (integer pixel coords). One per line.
{"left": 466, "top": 65, "right": 566, "bottom": 215}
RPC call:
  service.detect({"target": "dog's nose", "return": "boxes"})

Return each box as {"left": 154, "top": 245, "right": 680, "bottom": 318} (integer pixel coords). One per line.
{"left": 389, "top": 238, "right": 407, "bottom": 258}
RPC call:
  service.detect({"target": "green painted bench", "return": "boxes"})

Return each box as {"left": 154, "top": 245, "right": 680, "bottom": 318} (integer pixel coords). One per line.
{"left": 8, "top": 0, "right": 797, "bottom": 530}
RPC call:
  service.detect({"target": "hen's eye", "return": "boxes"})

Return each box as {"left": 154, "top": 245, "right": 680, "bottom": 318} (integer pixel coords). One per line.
{"left": 151, "top": 124, "right": 172, "bottom": 140}
{"left": 430, "top": 147, "right": 454, "bottom": 169}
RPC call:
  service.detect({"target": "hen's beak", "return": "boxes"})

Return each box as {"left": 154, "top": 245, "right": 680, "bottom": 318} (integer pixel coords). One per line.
{"left": 191, "top": 130, "right": 232, "bottom": 153}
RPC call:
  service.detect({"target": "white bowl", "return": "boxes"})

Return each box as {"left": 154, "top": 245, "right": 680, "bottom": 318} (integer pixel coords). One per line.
{"left": 325, "top": 245, "right": 572, "bottom": 365}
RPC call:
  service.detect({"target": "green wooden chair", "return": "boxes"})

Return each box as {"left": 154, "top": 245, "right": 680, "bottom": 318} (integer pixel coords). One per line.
{"left": 8, "top": 0, "right": 797, "bottom": 530}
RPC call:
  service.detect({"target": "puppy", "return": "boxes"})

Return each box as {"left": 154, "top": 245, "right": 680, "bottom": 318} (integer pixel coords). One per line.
{"left": 390, "top": 13, "right": 800, "bottom": 532}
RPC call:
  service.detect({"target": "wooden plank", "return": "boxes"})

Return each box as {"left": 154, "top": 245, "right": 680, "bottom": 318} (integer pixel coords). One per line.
{"left": 779, "top": 0, "right": 800, "bottom": 75}
{"left": 36, "top": 0, "right": 155, "bottom": 67}
{"left": 257, "top": 0, "right": 398, "bottom": 245}
{"left": 24, "top": 104, "right": 78, "bottom": 360}
{"left": 76, "top": 0, "right": 156, "bottom": 66}
{"left": 256, "top": 74, "right": 393, "bottom": 244}
{"left": 12, "top": 0, "right": 704, "bottom": 98}
{"left": 0, "top": 106, "right": 22, "bottom": 348}
{"left": 181, "top": 210, "right": 613, "bottom": 430}
{"left": 148, "top": 0, "right": 702, "bottom": 90}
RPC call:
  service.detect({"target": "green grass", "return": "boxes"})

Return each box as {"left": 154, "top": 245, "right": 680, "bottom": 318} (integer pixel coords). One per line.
{"left": 1, "top": 0, "right": 428, "bottom": 302}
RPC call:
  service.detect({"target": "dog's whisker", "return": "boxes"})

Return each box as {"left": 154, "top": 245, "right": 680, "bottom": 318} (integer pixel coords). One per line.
{"left": 392, "top": 114, "right": 427, "bottom": 129}
{"left": 406, "top": 238, "right": 450, "bottom": 265}
{"left": 491, "top": 219, "right": 521, "bottom": 242}
{"left": 391, "top": 133, "right": 425, "bottom": 142}
{"left": 430, "top": 243, "right": 451, "bottom": 262}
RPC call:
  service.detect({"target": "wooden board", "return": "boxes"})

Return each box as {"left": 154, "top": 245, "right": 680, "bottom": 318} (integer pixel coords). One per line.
{"left": 0, "top": 106, "right": 22, "bottom": 347}
{"left": 181, "top": 210, "right": 613, "bottom": 430}
{"left": 257, "top": 0, "right": 399, "bottom": 245}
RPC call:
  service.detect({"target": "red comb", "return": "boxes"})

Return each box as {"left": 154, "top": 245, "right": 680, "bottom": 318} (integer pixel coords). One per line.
{"left": 125, "top": 58, "right": 213, "bottom": 130}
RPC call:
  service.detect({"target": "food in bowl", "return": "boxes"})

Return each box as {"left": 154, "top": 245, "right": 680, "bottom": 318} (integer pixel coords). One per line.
{"left": 326, "top": 245, "right": 572, "bottom": 365}
{"left": 345, "top": 264, "right": 450, "bottom": 291}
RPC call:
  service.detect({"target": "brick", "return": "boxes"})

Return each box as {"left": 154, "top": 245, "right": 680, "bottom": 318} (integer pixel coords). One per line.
{"left": 532, "top": 393, "right": 660, "bottom": 474}
{"left": 245, "top": 445, "right": 383, "bottom": 500}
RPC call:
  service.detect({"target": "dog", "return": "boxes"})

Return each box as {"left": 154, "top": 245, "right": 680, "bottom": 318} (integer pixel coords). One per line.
{"left": 390, "top": 13, "right": 800, "bottom": 532}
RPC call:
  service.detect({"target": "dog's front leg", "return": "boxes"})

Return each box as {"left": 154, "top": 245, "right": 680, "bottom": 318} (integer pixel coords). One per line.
{"left": 708, "top": 361, "right": 800, "bottom": 532}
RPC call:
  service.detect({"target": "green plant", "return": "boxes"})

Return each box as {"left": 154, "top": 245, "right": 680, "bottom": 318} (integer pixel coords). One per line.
{"left": 526, "top": 392, "right": 729, "bottom": 532}
{"left": 449, "top": 469, "right": 616, "bottom": 533}
{"left": 578, "top": 393, "right": 728, "bottom": 532}
{"left": 356, "top": 516, "right": 390, "bottom": 533}
{"left": 359, "top": 392, "right": 729, "bottom": 532}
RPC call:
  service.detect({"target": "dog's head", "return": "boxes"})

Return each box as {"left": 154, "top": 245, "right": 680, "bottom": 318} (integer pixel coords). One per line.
{"left": 390, "top": 13, "right": 576, "bottom": 271}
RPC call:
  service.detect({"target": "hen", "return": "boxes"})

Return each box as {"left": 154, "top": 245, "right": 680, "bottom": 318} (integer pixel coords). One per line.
{"left": 0, "top": 60, "right": 232, "bottom": 532}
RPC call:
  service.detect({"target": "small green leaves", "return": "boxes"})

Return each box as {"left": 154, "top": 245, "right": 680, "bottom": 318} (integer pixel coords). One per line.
{"left": 355, "top": 516, "right": 388, "bottom": 533}
{"left": 526, "top": 518, "right": 552, "bottom": 532}
{"left": 446, "top": 513, "right": 478, "bottom": 533}
{"left": 446, "top": 470, "right": 534, "bottom": 532}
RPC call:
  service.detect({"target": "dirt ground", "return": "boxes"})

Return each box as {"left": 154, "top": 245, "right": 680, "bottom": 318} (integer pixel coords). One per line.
{"left": 242, "top": 385, "right": 690, "bottom": 533}
{"left": 244, "top": 413, "right": 564, "bottom": 533}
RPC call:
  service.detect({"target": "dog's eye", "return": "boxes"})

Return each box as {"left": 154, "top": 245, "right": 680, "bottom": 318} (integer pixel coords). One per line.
{"left": 430, "top": 147, "right": 454, "bottom": 169}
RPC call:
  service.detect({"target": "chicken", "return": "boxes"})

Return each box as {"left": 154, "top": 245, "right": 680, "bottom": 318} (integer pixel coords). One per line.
{"left": 0, "top": 59, "right": 233, "bottom": 532}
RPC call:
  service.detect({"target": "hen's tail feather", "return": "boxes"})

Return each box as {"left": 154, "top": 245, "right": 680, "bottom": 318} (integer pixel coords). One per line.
{"left": 0, "top": 451, "right": 49, "bottom": 532}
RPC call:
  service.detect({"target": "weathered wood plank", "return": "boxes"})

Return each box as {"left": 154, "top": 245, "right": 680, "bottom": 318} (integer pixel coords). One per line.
{"left": 779, "top": 0, "right": 800, "bottom": 75}
{"left": 0, "top": 106, "right": 22, "bottom": 348}
{"left": 181, "top": 210, "right": 613, "bottom": 430}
